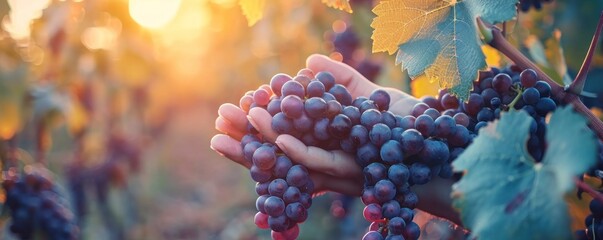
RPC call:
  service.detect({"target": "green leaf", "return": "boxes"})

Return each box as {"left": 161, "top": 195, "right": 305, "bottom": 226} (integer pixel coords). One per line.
{"left": 371, "top": 0, "right": 518, "bottom": 99}
{"left": 452, "top": 107, "right": 598, "bottom": 240}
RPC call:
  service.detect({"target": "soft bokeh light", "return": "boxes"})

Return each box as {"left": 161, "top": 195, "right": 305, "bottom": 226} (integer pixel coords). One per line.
{"left": 3, "top": 0, "right": 51, "bottom": 43}
{"left": 129, "top": 0, "right": 181, "bottom": 29}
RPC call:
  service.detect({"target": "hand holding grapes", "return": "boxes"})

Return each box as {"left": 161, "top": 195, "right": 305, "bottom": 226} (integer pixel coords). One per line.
{"left": 211, "top": 54, "right": 461, "bottom": 225}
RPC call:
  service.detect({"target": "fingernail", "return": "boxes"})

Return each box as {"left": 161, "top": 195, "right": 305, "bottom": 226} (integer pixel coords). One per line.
{"left": 246, "top": 115, "right": 258, "bottom": 130}
{"left": 210, "top": 145, "right": 226, "bottom": 157}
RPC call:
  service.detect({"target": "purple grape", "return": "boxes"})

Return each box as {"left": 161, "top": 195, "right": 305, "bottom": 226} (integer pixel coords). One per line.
{"left": 414, "top": 115, "right": 435, "bottom": 137}
{"left": 268, "top": 179, "right": 288, "bottom": 197}
{"left": 329, "top": 114, "right": 353, "bottom": 139}
{"left": 285, "top": 202, "right": 308, "bottom": 223}
{"left": 374, "top": 179, "right": 396, "bottom": 202}
{"left": 281, "top": 80, "right": 305, "bottom": 98}
{"left": 401, "top": 129, "right": 424, "bottom": 155}
{"left": 272, "top": 112, "right": 294, "bottom": 134}
{"left": 369, "top": 123, "right": 392, "bottom": 146}
{"left": 370, "top": 89, "right": 391, "bottom": 111}
{"left": 264, "top": 196, "right": 286, "bottom": 217}
{"left": 256, "top": 195, "right": 269, "bottom": 213}
{"left": 520, "top": 69, "right": 538, "bottom": 87}
{"left": 270, "top": 73, "right": 292, "bottom": 97}
{"left": 329, "top": 84, "right": 353, "bottom": 106}
{"left": 306, "top": 80, "right": 326, "bottom": 98}
{"left": 315, "top": 71, "right": 335, "bottom": 91}
{"left": 305, "top": 97, "right": 328, "bottom": 118}
{"left": 286, "top": 165, "right": 309, "bottom": 187}
{"left": 380, "top": 140, "right": 404, "bottom": 164}
{"left": 364, "top": 162, "right": 388, "bottom": 185}
{"left": 281, "top": 95, "right": 304, "bottom": 118}
{"left": 388, "top": 164, "right": 410, "bottom": 186}
{"left": 434, "top": 115, "right": 457, "bottom": 138}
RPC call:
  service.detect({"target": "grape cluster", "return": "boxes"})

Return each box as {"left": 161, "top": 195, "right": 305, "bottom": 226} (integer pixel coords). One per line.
{"left": 235, "top": 68, "right": 477, "bottom": 239}
{"left": 518, "top": 0, "right": 553, "bottom": 12}
{"left": 427, "top": 67, "right": 558, "bottom": 162}
{"left": 3, "top": 171, "right": 79, "bottom": 240}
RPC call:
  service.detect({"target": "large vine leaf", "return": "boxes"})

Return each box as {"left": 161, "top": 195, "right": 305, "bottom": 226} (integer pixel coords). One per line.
{"left": 452, "top": 107, "right": 598, "bottom": 240}
{"left": 239, "top": 0, "right": 266, "bottom": 26}
{"left": 371, "top": 0, "right": 518, "bottom": 99}
{"left": 322, "top": 0, "right": 353, "bottom": 13}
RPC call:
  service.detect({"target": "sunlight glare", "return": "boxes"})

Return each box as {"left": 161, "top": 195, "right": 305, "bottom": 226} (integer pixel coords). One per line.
{"left": 129, "top": 0, "right": 181, "bottom": 29}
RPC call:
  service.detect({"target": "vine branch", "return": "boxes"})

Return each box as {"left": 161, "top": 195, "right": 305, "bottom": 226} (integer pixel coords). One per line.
{"left": 575, "top": 178, "right": 603, "bottom": 204}
{"left": 477, "top": 18, "right": 603, "bottom": 141}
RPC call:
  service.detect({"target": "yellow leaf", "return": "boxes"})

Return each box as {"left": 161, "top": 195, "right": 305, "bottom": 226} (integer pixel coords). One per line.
{"left": 322, "top": 0, "right": 353, "bottom": 13}
{"left": 371, "top": 0, "right": 450, "bottom": 55}
{"left": 482, "top": 45, "right": 501, "bottom": 68}
{"left": 0, "top": 101, "right": 22, "bottom": 140}
{"left": 411, "top": 75, "right": 439, "bottom": 98}
{"left": 239, "top": 0, "right": 266, "bottom": 26}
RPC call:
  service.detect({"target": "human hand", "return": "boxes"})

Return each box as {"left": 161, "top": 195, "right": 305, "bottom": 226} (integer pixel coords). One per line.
{"left": 211, "top": 54, "right": 461, "bottom": 225}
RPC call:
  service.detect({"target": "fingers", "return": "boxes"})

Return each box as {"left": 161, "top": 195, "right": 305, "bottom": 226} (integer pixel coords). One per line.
{"left": 210, "top": 134, "right": 251, "bottom": 169}
{"left": 218, "top": 103, "right": 248, "bottom": 131}
{"left": 275, "top": 134, "right": 362, "bottom": 179}
{"left": 306, "top": 54, "right": 378, "bottom": 98}
{"left": 215, "top": 117, "right": 246, "bottom": 140}
{"left": 247, "top": 107, "right": 278, "bottom": 142}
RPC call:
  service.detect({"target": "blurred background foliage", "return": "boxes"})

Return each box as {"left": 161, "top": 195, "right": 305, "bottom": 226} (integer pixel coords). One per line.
{"left": 0, "top": 0, "right": 601, "bottom": 239}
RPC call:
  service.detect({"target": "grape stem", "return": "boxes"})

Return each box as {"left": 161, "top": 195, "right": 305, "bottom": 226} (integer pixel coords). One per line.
{"left": 566, "top": 11, "right": 603, "bottom": 95}
{"left": 507, "top": 87, "right": 523, "bottom": 110}
{"left": 477, "top": 17, "right": 603, "bottom": 141}
{"left": 575, "top": 177, "right": 603, "bottom": 204}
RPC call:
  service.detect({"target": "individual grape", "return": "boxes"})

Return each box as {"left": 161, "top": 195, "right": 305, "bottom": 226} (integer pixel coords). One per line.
{"left": 534, "top": 81, "right": 551, "bottom": 97}
{"left": 297, "top": 68, "right": 315, "bottom": 79}
{"left": 479, "top": 77, "right": 493, "bottom": 90}
{"left": 421, "top": 96, "right": 442, "bottom": 111}
{"left": 462, "top": 93, "right": 485, "bottom": 116}
{"left": 329, "top": 84, "right": 353, "bottom": 106}
{"left": 397, "top": 190, "right": 418, "bottom": 209}
{"left": 370, "top": 123, "right": 392, "bottom": 146}
{"left": 286, "top": 165, "right": 309, "bottom": 187}
{"left": 397, "top": 116, "right": 416, "bottom": 129}
{"left": 364, "top": 162, "right": 388, "bottom": 185}
{"left": 292, "top": 111, "right": 314, "bottom": 132}
{"left": 418, "top": 139, "right": 449, "bottom": 166}
{"left": 268, "top": 214, "right": 289, "bottom": 232}
{"left": 382, "top": 200, "right": 402, "bottom": 219}
{"left": 535, "top": 97, "right": 556, "bottom": 115}
{"left": 403, "top": 221, "right": 421, "bottom": 240}
{"left": 390, "top": 127, "right": 405, "bottom": 142}
{"left": 387, "top": 164, "right": 409, "bottom": 188}
{"left": 250, "top": 165, "right": 273, "bottom": 183}
{"left": 411, "top": 103, "right": 429, "bottom": 117}
{"left": 424, "top": 108, "right": 441, "bottom": 120}
{"left": 267, "top": 98, "right": 283, "bottom": 116}
{"left": 343, "top": 106, "right": 361, "bottom": 125}
{"left": 440, "top": 93, "right": 460, "bottom": 109}
{"left": 300, "top": 193, "right": 312, "bottom": 209}
{"left": 256, "top": 195, "right": 270, "bottom": 213}
{"left": 281, "top": 80, "right": 305, "bottom": 98}
{"left": 362, "top": 187, "right": 379, "bottom": 205}
{"left": 315, "top": 71, "right": 335, "bottom": 91}
{"left": 253, "top": 146, "right": 277, "bottom": 170}
{"left": 304, "top": 97, "right": 328, "bottom": 118}
{"left": 434, "top": 115, "right": 457, "bottom": 138}
{"left": 474, "top": 121, "right": 488, "bottom": 132}
{"left": 361, "top": 109, "right": 383, "bottom": 130}
{"left": 306, "top": 80, "right": 326, "bottom": 98}
{"left": 293, "top": 75, "right": 312, "bottom": 89}
{"left": 399, "top": 208, "right": 415, "bottom": 223}
{"left": 349, "top": 125, "right": 369, "bottom": 146}
{"left": 264, "top": 196, "right": 286, "bottom": 217}
{"left": 280, "top": 95, "right": 304, "bottom": 118}
{"left": 352, "top": 96, "right": 369, "bottom": 109}
{"left": 590, "top": 199, "right": 603, "bottom": 218}
{"left": 272, "top": 112, "right": 294, "bottom": 134}
{"left": 285, "top": 202, "right": 308, "bottom": 223}
{"left": 374, "top": 179, "right": 396, "bottom": 202}
{"left": 448, "top": 124, "right": 471, "bottom": 147}
{"left": 453, "top": 112, "right": 470, "bottom": 128}
{"left": 477, "top": 107, "right": 494, "bottom": 122}
{"left": 522, "top": 87, "right": 540, "bottom": 105}
{"left": 388, "top": 217, "right": 406, "bottom": 235}
{"left": 382, "top": 111, "right": 397, "bottom": 129}
{"left": 329, "top": 114, "right": 353, "bottom": 139}
{"left": 380, "top": 140, "right": 404, "bottom": 164}
{"left": 254, "top": 88, "right": 272, "bottom": 106}
{"left": 356, "top": 143, "right": 381, "bottom": 168}
{"left": 492, "top": 73, "right": 512, "bottom": 93}
{"left": 256, "top": 182, "right": 270, "bottom": 195}
{"left": 326, "top": 100, "right": 343, "bottom": 119}
{"left": 520, "top": 69, "right": 538, "bottom": 87}
{"left": 240, "top": 94, "right": 255, "bottom": 112}
{"left": 414, "top": 115, "right": 435, "bottom": 137}
{"left": 268, "top": 179, "right": 289, "bottom": 198}
{"left": 363, "top": 203, "right": 383, "bottom": 221}
{"left": 370, "top": 89, "right": 391, "bottom": 111}
{"left": 410, "top": 163, "right": 431, "bottom": 185}
{"left": 270, "top": 73, "right": 292, "bottom": 96}
{"left": 401, "top": 129, "right": 424, "bottom": 155}
{"left": 322, "top": 92, "right": 336, "bottom": 102}
{"left": 490, "top": 97, "right": 502, "bottom": 109}
{"left": 255, "top": 212, "right": 270, "bottom": 229}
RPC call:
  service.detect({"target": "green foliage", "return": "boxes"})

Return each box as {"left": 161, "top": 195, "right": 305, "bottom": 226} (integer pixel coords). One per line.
{"left": 452, "top": 107, "right": 598, "bottom": 240}
{"left": 371, "top": 0, "right": 518, "bottom": 99}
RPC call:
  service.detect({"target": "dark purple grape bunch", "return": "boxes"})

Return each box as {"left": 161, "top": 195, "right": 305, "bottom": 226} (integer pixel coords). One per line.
{"left": 422, "top": 66, "right": 558, "bottom": 163}
{"left": 237, "top": 69, "right": 324, "bottom": 240}
{"left": 576, "top": 197, "right": 603, "bottom": 240}
{"left": 518, "top": 0, "right": 553, "bottom": 12}
{"left": 3, "top": 171, "right": 79, "bottom": 240}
